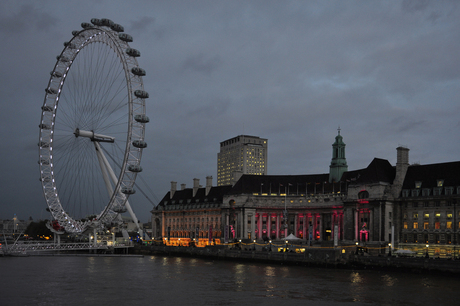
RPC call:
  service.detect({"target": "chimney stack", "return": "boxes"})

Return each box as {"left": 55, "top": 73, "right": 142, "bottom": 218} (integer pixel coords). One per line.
{"left": 392, "top": 146, "right": 410, "bottom": 197}
{"left": 181, "top": 184, "right": 186, "bottom": 190}
{"left": 206, "top": 176, "right": 213, "bottom": 196}
{"left": 170, "top": 181, "right": 177, "bottom": 199}
{"left": 193, "top": 178, "right": 200, "bottom": 197}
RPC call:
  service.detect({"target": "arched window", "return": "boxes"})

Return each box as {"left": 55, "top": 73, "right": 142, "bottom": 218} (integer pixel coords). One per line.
{"left": 358, "top": 190, "right": 369, "bottom": 199}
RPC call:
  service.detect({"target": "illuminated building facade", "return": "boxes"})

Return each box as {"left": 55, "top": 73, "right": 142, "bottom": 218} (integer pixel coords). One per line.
{"left": 217, "top": 135, "right": 267, "bottom": 186}
{"left": 398, "top": 161, "right": 460, "bottom": 257}
{"left": 151, "top": 177, "right": 232, "bottom": 246}
{"left": 152, "top": 132, "right": 460, "bottom": 257}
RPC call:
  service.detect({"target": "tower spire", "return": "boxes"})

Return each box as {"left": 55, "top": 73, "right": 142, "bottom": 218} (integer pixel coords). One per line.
{"left": 329, "top": 129, "right": 348, "bottom": 183}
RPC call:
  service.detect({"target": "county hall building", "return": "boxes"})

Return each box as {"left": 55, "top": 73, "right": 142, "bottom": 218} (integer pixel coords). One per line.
{"left": 151, "top": 132, "right": 460, "bottom": 257}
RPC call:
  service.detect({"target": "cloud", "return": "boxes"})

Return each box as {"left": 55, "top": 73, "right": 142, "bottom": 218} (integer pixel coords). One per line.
{"left": 1, "top": 1, "right": 459, "bottom": 222}
{"left": 129, "top": 16, "right": 155, "bottom": 32}
{"left": 181, "top": 53, "right": 223, "bottom": 75}
{"left": 0, "top": 3, "right": 58, "bottom": 34}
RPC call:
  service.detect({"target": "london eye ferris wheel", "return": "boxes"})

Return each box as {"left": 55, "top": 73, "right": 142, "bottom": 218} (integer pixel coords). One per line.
{"left": 38, "top": 18, "right": 149, "bottom": 234}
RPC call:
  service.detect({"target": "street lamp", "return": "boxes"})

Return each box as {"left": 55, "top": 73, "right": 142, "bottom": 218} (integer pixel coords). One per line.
{"left": 253, "top": 239, "right": 256, "bottom": 251}
{"left": 388, "top": 243, "right": 392, "bottom": 256}
{"left": 355, "top": 241, "right": 359, "bottom": 255}
{"left": 269, "top": 240, "right": 272, "bottom": 252}
{"left": 239, "top": 239, "right": 242, "bottom": 249}
{"left": 426, "top": 244, "right": 429, "bottom": 258}
{"left": 285, "top": 240, "right": 288, "bottom": 252}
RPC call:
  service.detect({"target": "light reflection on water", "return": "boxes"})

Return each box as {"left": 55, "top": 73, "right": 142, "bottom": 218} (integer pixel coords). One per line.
{"left": 1, "top": 256, "right": 459, "bottom": 305}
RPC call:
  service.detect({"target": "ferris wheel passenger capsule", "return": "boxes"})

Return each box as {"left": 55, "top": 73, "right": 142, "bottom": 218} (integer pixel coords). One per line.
{"left": 39, "top": 124, "right": 51, "bottom": 130}
{"left": 134, "top": 90, "right": 149, "bottom": 99}
{"left": 134, "top": 114, "right": 150, "bottom": 123}
{"left": 128, "top": 164, "right": 143, "bottom": 172}
{"left": 50, "top": 71, "right": 63, "bottom": 78}
{"left": 81, "top": 22, "right": 92, "bottom": 29}
{"left": 121, "top": 186, "right": 135, "bottom": 195}
{"left": 64, "top": 41, "right": 76, "bottom": 49}
{"left": 132, "top": 140, "right": 147, "bottom": 148}
{"left": 56, "top": 55, "right": 70, "bottom": 62}
{"left": 101, "top": 18, "right": 114, "bottom": 27}
{"left": 119, "top": 33, "right": 133, "bottom": 42}
{"left": 46, "top": 88, "right": 58, "bottom": 95}
{"left": 131, "top": 67, "right": 146, "bottom": 76}
{"left": 91, "top": 18, "right": 102, "bottom": 26}
{"left": 111, "top": 23, "right": 124, "bottom": 32}
{"left": 126, "top": 48, "right": 140, "bottom": 57}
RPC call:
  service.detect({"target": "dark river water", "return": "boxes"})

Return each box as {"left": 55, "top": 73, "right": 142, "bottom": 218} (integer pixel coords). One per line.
{"left": 0, "top": 255, "right": 459, "bottom": 305}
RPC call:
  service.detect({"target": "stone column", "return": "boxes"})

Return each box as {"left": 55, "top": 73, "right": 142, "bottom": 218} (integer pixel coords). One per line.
{"left": 303, "top": 214, "right": 307, "bottom": 241}
{"left": 318, "top": 214, "right": 322, "bottom": 241}
{"left": 369, "top": 209, "right": 373, "bottom": 241}
{"left": 258, "top": 212, "right": 263, "bottom": 240}
{"left": 355, "top": 209, "right": 359, "bottom": 241}
{"left": 276, "top": 213, "right": 280, "bottom": 240}
{"left": 294, "top": 214, "right": 298, "bottom": 237}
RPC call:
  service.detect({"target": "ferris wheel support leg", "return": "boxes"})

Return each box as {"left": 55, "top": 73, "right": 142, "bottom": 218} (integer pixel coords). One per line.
{"left": 94, "top": 142, "right": 115, "bottom": 199}
{"left": 94, "top": 142, "right": 144, "bottom": 238}
{"left": 94, "top": 228, "right": 97, "bottom": 248}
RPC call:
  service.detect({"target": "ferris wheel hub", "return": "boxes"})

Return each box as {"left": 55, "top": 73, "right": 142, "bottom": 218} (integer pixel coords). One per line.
{"left": 74, "top": 128, "right": 115, "bottom": 143}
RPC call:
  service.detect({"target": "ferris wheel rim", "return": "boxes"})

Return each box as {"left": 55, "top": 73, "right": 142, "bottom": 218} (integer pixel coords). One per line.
{"left": 38, "top": 19, "right": 148, "bottom": 233}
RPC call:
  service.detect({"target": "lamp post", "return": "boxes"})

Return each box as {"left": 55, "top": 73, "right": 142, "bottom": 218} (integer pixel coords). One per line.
{"left": 285, "top": 240, "right": 288, "bottom": 252}
{"left": 178, "top": 238, "right": 181, "bottom": 247}
{"left": 426, "top": 244, "right": 429, "bottom": 258}
{"left": 355, "top": 241, "right": 359, "bottom": 255}
{"left": 253, "top": 239, "right": 256, "bottom": 251}
{"left": 239, "top": 239, "right": 242, "bottom": 249}
{"left": 269, "top": 240, "right": 272, "bottom": 252}
{"left": 388, "top": 243, "right": 392, "bottom": 256}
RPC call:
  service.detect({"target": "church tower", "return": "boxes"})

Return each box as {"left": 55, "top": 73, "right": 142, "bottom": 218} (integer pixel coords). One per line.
{"left": 329, "top": 128, "right": 348, "bottom": 183}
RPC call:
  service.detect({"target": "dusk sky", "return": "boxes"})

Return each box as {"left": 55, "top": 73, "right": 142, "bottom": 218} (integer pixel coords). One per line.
{"left": 1, "top": 0, "right": 459, "bottom": 223}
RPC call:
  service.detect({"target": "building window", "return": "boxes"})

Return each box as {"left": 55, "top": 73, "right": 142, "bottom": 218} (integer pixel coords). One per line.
{"left": 433, "top": 187, "right": 442, "bottom": 196}
{"left": 424, "top": 213, "right": 429, "bottom": 219}
{"left": 447, "top": 213, "right": 453, "bottom": 218}
{"left": 402, "top": 190, "right": 410, "bottom": 197}
{"left": 415, "top": 181, "right": 422, "bottom": 188}
{"left": 413, "top": 213, "right": 418, "bottom": 219}
{"left": 437, "top": 180, "right": 444, "bottom": 187}
{"left": 447, "top": 222, "right": 452, "bottom": 229}
{"left": 445, "top": 187, "right": 453, "bottom": 195}
{"left": 435, "top": 222, "right": 440, "bottom": 229}
{"left": 422, "top": 188, "right": 431, "bottom": 196}
{"left": 435, "top": 212, "right": 441, "bottom": 218}
{"left": 411, "top": 189, "right": 420, "bottom": 197}
{"left": 424, "top": 222, "right": 429, "bottom": 229}
{"left": 404, "top": 222, "right": 408, "bottom": 229}
{"left": 413, "top": 222, "right": 418, "bottom": 229}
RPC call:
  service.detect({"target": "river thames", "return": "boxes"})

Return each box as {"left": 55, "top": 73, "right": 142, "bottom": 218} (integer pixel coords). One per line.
{"left": 1, "top": 255, "right": 459, "bottom": 305}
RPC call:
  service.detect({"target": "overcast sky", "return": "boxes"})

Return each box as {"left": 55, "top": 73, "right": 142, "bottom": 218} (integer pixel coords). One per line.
{"left": 1, "top": 0, "right": 459, "bottom": 223}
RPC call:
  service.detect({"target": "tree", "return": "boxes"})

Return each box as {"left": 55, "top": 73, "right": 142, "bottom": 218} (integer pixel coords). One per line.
{"left": 24, "top": 220, "right": 53, "bottom": 239}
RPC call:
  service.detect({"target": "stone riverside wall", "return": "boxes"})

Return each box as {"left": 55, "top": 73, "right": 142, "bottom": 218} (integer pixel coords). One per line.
{"left": 349, "top": 256, "right": 460, "bottom": 275}
{"left": 136, "top": 245, "right": 343, "bottom": 267}
{"left": 134, "top": 245, "right": 460, "bottom": 275}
